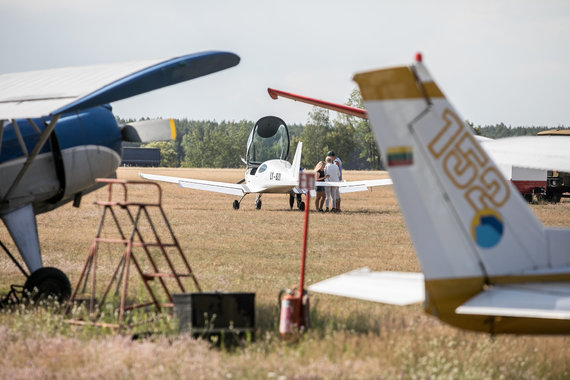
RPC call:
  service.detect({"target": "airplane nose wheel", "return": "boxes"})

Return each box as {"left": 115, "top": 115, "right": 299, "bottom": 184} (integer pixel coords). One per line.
{"left": 23, "top": 267, "right": 71, "bottom": 303}
{"left": 233, "top": 200, "right": 240, "bottom": 210}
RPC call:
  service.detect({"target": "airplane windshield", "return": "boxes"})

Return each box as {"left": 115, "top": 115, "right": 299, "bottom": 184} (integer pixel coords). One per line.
{"left": 246, "top": 116, "right": 290, "bottom": 168}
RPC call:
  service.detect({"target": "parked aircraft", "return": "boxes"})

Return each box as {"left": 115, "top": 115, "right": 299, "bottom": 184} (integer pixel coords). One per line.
{"left": 307, "top": 55, "right": 570, "bottom": 334}
{"left": 140, "top": 116, "right": 392, "bottom": 210}
{"left": 0, "top": 51, "right": 240, "bottom": 301}
{"left": 268, "top": 89, "right": 569, "bottom": 202}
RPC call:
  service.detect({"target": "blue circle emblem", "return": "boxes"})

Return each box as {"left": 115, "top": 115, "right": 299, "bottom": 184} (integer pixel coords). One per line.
{"left": 471, "top": 209, "right": 504, "bottom": 248}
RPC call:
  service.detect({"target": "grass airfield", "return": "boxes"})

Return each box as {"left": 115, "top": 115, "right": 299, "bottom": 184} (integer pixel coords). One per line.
{"left": 0, "top": 167, "right": 569, "bottom": 379}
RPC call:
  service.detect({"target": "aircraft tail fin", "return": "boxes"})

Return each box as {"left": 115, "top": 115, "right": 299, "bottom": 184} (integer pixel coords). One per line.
{"left": 290, "top": 141, "right": 303, "bottom": 180}
{"left": 353, "top": 56, "right": 569, "bottom": 281}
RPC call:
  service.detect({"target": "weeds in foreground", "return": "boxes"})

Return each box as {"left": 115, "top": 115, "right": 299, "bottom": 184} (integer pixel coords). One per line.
{"left": 1, "top": 298, "right": 568, "bottom": 380}
{"left": 1, "top": 169, "right": 569, "bottom": 379}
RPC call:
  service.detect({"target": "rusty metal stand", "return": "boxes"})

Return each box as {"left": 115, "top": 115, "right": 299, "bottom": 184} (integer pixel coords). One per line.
{"left": 65, "top": 178, "right": 201, "bottom": 330}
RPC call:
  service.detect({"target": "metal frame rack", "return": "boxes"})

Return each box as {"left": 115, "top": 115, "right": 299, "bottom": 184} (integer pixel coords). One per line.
{"left": 66, "top": 178, "right": 201, "bottom": 330}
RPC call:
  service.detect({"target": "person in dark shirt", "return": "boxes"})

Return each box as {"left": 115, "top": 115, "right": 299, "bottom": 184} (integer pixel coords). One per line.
{"left": 314, "top": 161, "right": 326, "bottom": 211}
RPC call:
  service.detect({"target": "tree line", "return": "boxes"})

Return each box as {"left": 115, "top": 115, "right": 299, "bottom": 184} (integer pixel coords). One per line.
{"left": 469, "top": 123, "right": 566, "bottom": 139}
{"left": 120, "top": 90, "right": 567, "bottom": 169}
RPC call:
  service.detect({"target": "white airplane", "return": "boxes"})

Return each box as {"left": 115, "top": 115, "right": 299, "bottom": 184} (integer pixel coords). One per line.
{"left": 140, "top": 116, "right": 392, "bottom": 210}
{"left": 0, "top": 51, "right": 240, "bottom": 301}
{"left": 304, "top": 55, "right": 570, "bottom": 334}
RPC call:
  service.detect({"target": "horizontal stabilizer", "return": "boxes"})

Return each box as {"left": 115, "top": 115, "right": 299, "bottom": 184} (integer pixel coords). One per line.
{"left": 308, "top": 267, "right": 425, "bottom": 306}
{"left": 456, "top": 283, "right": 570, "bottom": 320}
{"left": 122, "top": 119, "right": 176, "bottom": 142}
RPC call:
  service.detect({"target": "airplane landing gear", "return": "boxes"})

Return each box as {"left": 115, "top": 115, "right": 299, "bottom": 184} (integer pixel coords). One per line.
{"left": 255, "top": 194, "right": 262, "bottom": 210}
{"left": 233, "top": 194, "right": 248, "bottom": 210}
{"left": 296, "top": 194, "right": 305, "bottom": 211}
{"left": 23, "top": 267, "right": 71, "bottom": 303}
{"left": 290, "top": 193, "right": 305, "bottom": 210}
{"left": 0, "top": 241, "right": 70, "bottom": 307}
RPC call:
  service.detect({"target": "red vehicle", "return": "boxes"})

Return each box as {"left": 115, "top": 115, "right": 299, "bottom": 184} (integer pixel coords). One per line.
{"left": 497, "top": 164, "right": 547, "bottom": 202}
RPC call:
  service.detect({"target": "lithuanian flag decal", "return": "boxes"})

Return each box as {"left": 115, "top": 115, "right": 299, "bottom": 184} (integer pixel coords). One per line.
{"left": 387, "top": 146, "right": 413, "bottom": 167}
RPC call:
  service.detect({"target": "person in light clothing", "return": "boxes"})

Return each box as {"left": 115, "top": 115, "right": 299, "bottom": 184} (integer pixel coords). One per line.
{"left": 327, "top": 151, "right": 342, "bottom": 211}
{"left": 324, "top": 156, "right": 340, "bottom": 212}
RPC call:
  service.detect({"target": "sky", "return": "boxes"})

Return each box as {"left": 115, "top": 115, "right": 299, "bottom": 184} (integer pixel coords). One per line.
{"left": 1, "top": 0, "right": 569, "bottom": 127}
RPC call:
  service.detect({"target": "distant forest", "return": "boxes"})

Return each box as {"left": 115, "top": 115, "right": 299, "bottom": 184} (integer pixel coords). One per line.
{"left": 120, "top": 89, "right": 568, "bottom": 170}
{"left": 470, "top": 124, "right": 569, "bottom": 139}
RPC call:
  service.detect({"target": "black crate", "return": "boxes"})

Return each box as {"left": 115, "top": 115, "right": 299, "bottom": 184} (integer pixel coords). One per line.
{"left": 173, "top": 292, "right": 255, "bottom": 346}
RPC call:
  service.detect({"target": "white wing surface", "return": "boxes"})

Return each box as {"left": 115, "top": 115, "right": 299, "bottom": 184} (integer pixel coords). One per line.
{"left": 317, "top": 179, "right": 393, "bottom": 194}
{"left": 0, "top": 51, "right": 240, "bottom": 119}
{"left": 456, "top": 283, "right": 570, "bottom": 319}
{"left": 0, "top": 60, "right": 159, "bottom": 119}
{"left": 308, "top": 267, "right": 425, "bottom": 306}
{"left": 480, "top": 136, "right": 570, "bottom": 173}
{"left": 139, "top": 172, "right": 249, "bottom": 196}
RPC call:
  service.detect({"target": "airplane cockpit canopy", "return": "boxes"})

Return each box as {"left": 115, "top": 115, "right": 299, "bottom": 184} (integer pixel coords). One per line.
{"left": 246, "top": 116, "right": 290, "bottom": 168}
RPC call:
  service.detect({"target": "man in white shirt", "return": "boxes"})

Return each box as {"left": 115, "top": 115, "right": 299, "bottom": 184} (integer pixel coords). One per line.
{"left": 327, "top": 151, "right": 342, "bottom": 181}
{"left": 324, "top": 156, "right": 340, "bottom": 212}
{"left": 327, "top": 151, "right": 342, "bottom": 211}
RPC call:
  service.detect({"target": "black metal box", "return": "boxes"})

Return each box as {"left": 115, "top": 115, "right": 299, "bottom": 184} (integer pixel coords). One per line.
{"left": 173, "top": 292, "right": 255, "bottom": 345}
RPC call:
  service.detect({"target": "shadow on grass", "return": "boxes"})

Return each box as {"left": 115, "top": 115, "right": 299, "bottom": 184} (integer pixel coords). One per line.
{"left": 269, "top": 208, "right": 398, "bottom": 216}
{"left": 331, "top": 209, "right": 398, "bottom": 215}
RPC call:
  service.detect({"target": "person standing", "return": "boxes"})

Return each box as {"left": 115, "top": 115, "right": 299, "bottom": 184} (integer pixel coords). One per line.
{"left": 327, "top": 151, "right": 342, "bottom": 181}
{"left": 324, "top": 156, "right": 340, "bottom": 212}
{"left": 327, "top": 151, "right": 343, "bottom": 211}
{"left": 314, "top": 161, "right": 326, "bottom": 211}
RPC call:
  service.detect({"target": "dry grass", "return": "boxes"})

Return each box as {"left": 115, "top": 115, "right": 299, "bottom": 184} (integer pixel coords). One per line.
{"left": 0, "top": 167, "right": 569, "bottom": 379}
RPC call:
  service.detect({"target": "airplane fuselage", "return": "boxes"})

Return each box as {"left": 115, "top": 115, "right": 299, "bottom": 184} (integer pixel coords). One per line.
{"left": 244, "top": 159, "right": 298, "bottom": 193}
{"left": 0, "top": 105, "right": 122, "bottom": 215}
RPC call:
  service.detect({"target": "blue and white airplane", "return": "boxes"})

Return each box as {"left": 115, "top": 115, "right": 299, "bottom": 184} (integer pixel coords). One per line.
{"left": 0, "top": 51, "right": 240, "bottom": 301}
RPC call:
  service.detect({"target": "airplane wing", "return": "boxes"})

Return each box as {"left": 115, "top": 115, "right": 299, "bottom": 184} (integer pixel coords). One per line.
{"left": 139, "top": 172, "right": 251, "bottom": 196}
{"left": 456, "top": 283, "right": 570, "bottom": 320}
{"left": 308, "top": 268, "right": 425, "bottom": 306}
{"left": 480, "top": 136, "right": 570, "bottom": 173}
{"left": 269, "top": 88, "right": 570, "bottom": 174}
{"left": 317, "top": 179, "right": 393, "bottom": 194}
{"left": 268, "top": 88, "right": 368, "bottom": 119}
{"left": 0, "top": 51, "right": 240, "bottom": 119}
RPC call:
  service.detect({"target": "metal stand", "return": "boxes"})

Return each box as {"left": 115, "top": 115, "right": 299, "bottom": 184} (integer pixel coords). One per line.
{"left": 65, "top": 178, "right": 201, "bottom": 330}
